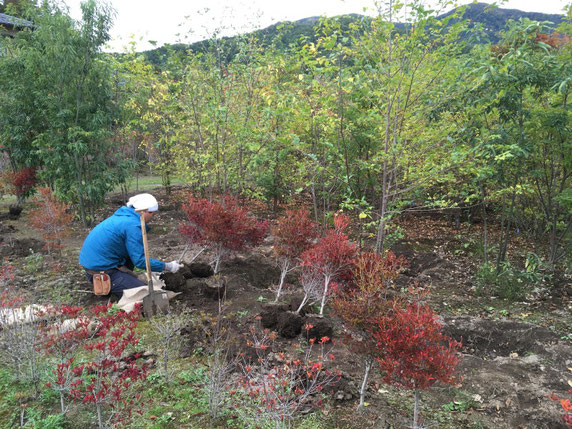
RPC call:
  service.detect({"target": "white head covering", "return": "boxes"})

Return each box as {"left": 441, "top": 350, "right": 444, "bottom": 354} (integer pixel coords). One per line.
{"left": 126, "top": 193, "right": 159, "bottom": 212}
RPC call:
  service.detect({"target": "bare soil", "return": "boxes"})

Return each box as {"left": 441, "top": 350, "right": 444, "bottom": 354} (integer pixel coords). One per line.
{"left": 1, "top": 189, "right": 570, "bottom": 429}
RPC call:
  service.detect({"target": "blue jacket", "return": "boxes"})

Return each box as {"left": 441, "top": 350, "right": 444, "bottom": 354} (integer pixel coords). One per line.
{"left": 79, "top": 206, "right": 165, "bottom": 272}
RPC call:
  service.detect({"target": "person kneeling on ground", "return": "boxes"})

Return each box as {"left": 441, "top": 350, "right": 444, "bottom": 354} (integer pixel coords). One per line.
{"left": 79, "top": 193, "right": 182, "bottom": 297}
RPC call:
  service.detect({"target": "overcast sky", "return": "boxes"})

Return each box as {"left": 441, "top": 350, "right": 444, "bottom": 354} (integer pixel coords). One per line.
{"left": 64, "top": 0, "right": 570, "bottom": 52}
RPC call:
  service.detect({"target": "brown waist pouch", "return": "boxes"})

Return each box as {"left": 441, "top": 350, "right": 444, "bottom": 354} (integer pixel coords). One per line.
{"left": 85, "top": 269, "right": 111, "bottom": 296}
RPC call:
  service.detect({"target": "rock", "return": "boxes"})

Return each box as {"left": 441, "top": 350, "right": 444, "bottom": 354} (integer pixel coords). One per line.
{"left": 277, "top": 311, "right": 303, "bottom": 338}
{"left": 189, "top": 262, "right": 214, "bottom": 278}
{"left": 522, "top": 354, "right": 540, "bottom": 365}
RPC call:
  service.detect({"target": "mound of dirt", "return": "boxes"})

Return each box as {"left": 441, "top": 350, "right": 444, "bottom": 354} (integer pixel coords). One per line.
{"left": 0, "top": 238, "right": 45, "bottom": 258}
{"left": 443, "top": 316, "right": 561, "bottom": 359}
{"left": 221, "top": 254, "right": 279, "bottom": 289}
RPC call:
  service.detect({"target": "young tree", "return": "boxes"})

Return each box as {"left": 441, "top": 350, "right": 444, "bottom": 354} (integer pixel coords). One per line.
{"left": 28, "top": 187, "right": 73, "bottom": 254}
{"left": 332, "top": 251, "right": 407, "bottom": 409}
{"left": 180, "top": 195, "right": 268, "bottom": 273}
{"left": 40, "top": 305, "right": 91, "bottom": 414}
{"left": 5, "top": 167, "right": 37, "bottom": 206}
{"left": 371, "top": 302, "right": 460, "bottom": 429}
{"left": 300, "top": 214, "right": 356, "bottom": 315}
{"left": 148, "top": 308, "right": 193, "bottom": 383}
{"left": 271, "top": 207, "right": 318, "bottom": 301}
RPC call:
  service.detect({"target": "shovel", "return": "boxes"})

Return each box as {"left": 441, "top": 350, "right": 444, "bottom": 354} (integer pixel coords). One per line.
{"left": 137, "top": 209, "right": 169, "bottom": 316}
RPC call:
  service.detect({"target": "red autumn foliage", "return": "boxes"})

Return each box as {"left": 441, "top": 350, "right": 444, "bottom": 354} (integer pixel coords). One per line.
{"left": 536, "top": 32, "right": 570, "bottom": 49}
{"left": 39, "top": 305, "right": 92, "bottom": 414}
{"left": 301, "top": 213, "right": 357, "bottom": 314}
{"left": 28, "top": 187, "right": 73, "bottom": 253}
{"left": 332, "top": 251, "right": 408, "bottom": 349}
{"left": 272, "top": 207, "right": 318, "bottom": 260}
{"left": 271, "top": 207, "right": 318, "bottom": 300}
{"left": 67, "top": 304, "right": 148, "bottom": 428}
{"left": 0, "top": 264, "right": 15, "bottom": 287}
{"left": 8, "top": 166, "right": 37, "bottom": 202}
{"left": 371, "top": 301, "right": 460, "bottom": 391}
{"left": 301, "top": 214, "right": 356, "bottom": 280}
{"left": 39, "top": 305, "right": 90, "bottom": 357}
{"left": 331, "top": 251, "right": 408, "bottom": 409}
{"left": 180, "top": 195, "right": 268, "bottom": 273}
{"left": 550, "top": 391, "right": 572, "bottom": 426}
{"left": 231, "top": 323, "right": 339, "bottom": 427}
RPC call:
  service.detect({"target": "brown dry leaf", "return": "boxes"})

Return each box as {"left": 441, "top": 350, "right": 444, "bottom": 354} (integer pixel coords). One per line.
{"left": 568, "top": 380, "right": 572, "bottom": 388}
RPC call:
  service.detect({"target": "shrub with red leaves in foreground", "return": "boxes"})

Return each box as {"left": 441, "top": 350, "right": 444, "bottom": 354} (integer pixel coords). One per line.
{"left": 68, "top": 304, "right": 148, "bottom": 429}
{"left": 180, "top": 195, "right": 268, "bottom": 273}
{"left": 271, "top": 207, "right": 318, "bottom": 301}
{"left": 40, "top": 305, "right": 91, "bottom": 414}
{"left": 230, "top": 322, "right": 339, "bottom": 428}
{"left": 371, "top": 302, "right": 461, "bottom": 429}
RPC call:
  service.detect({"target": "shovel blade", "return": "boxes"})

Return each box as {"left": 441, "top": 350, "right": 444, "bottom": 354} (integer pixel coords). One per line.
{"left": 143, "top": 291, "right": 170, "bottom": 317}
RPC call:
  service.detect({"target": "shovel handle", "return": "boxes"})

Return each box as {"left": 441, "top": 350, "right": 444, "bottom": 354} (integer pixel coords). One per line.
{"left": 137, "top": 210, "right": 153, "bottom": 286}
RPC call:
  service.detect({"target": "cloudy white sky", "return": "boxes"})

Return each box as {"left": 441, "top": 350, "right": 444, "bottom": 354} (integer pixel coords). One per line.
{"left": 64, "top": 0, "right": 570, "bottom": 52}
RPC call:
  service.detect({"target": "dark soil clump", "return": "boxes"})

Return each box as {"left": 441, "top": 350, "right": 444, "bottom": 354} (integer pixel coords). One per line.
{"left": 277, "top": 311, "right": 303, "bottom": 338}
{"left": 179, "top": 265, "right": 195, "bottom": 279}
{"left": 259, "top": 302, "right": 289, "bottom": 329}
{"left": 161, "top": 271, "right": 187, "bottom": 291}
{"left": 221, "top": 255, "right": 279, "bottom": 289}
{"left": 8, "top": 205, "right": 23, "bottom": 220}
{"left": 189, "top": 262, "right": 214, "bottom": 278}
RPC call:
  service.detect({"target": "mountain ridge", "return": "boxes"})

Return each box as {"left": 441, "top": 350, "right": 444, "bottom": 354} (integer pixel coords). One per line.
{"left": 142, "top": 2, "right": 565, "bottom": 66}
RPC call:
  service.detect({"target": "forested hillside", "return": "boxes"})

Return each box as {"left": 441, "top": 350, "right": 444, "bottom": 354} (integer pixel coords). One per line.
{"left": 142, "top": 2, "right": 565, "bottom": 67}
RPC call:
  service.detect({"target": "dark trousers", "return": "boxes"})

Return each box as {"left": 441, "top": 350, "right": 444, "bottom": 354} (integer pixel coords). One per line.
{"left": 86, "top": 268, "right": 146, "bottom": 297}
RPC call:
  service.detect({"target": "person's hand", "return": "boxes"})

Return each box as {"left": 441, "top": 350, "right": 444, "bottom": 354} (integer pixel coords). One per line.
{"left": 165, "top": 261, "right": 183, "bottom": 273}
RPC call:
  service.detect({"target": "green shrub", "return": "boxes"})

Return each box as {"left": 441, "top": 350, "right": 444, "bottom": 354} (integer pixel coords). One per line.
{"left": 476, "top": 262, "right": 530, "bottom": 301}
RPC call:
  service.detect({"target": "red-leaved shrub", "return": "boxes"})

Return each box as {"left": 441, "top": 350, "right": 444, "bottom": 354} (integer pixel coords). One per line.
{"left": 301, "top": 213, "right": 356, "bottom": 315}
{"left": 371, "top": 302, "right": 460, "bottom": 428}
{"left": 180, "top": 195, "right": 268, "bottom": 273}
{"left": 29, "top": 187, "right": 73, "bottom": 254}
{"left": 332, "top": 251, "right": 408, "bottom": 409}
{"left": 271, "top": 207, "right": 318, "bottom": 301}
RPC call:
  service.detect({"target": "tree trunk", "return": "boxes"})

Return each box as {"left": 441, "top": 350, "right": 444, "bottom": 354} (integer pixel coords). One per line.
{"left": 413, "top": 389, "right": 420, "bottom": 429}
{"left": 319, "top": 275, "right": 332, "bottom": 316}
{"left": 358, "top": 358, "right": 372, "bottom": 410}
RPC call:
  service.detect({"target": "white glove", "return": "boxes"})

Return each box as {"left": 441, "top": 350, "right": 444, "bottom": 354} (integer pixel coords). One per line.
{"left": 165, "top": 261, "right": 183, "bottom": 273}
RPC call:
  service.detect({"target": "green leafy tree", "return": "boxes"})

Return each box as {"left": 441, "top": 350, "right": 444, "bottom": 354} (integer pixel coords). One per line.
{"left": 0, "top": 0, "right": 129, "bottom": 225}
